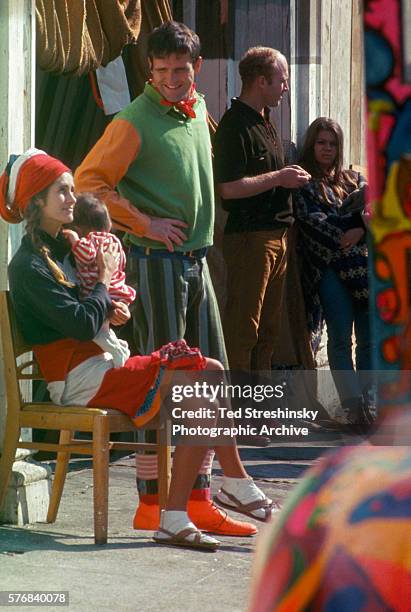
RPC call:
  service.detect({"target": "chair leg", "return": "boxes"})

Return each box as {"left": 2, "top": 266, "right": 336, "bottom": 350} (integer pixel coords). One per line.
{"left": 0, "top": 427, "right": 20, "bottom": 513}
{"left": 92, "top": 416, "right": 110, "bottom": 545}
{"left": 157, "top": 419, "right": 171, "bottom": 510}
{"left": 47, "top": 430, "right": 72, "bottom": 523}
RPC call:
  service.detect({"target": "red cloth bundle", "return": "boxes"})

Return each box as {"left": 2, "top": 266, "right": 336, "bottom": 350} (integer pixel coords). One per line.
{"left": 158, "top": 339, "right": 206, "bottom": 370}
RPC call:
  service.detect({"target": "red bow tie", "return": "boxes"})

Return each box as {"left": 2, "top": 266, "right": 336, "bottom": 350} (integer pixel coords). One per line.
{"left": 153, "top": 83, "right": 197, "bottom": 118}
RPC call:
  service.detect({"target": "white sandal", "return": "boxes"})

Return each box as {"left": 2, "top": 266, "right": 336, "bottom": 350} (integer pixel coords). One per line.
{"left": 153, "top": 526, "right": 220, "bottom": 551}
{"left": 215, "top": 489, "right": 277, "bottom": 522}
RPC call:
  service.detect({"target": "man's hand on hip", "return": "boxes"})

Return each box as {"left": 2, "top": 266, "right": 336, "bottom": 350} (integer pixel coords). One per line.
{"left": 145, "top": 217, "right": 189, "bottom": 252}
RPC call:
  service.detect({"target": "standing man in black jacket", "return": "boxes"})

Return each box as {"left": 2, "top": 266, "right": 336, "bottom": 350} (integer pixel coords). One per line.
{"left": 214, "top": 47, "right": 310, "bottom": 372}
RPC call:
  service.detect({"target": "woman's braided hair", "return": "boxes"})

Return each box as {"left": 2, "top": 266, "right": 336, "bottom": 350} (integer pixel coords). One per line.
{"left": 24, "top": 193, "right": 75, "bottom": 288}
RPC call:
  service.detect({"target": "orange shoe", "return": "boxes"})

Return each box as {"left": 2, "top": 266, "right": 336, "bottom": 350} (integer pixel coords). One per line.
{"left": 133, "top": 500, "right": 258, "bottom": 536}
{"left": 188, "top": 499, "right": 257, "bottom": 536}
{"left": 133, "top": 502, "right": 160, "bottom": 531}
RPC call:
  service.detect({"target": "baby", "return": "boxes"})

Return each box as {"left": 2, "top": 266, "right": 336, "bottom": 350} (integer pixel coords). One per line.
{"left": 63, "top": 193, "right": 136, "bottom": 367}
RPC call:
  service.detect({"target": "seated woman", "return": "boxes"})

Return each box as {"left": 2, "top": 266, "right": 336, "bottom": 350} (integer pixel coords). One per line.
{"left": 0, "top": 148, "right": 274, "bottom": 550}
{"left": 294, "top": 118, "right": 373, "bottom": 426}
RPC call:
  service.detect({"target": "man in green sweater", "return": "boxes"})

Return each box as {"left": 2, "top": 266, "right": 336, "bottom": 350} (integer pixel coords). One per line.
{"left": 75, "top": 21, "right": 259, "bottom": 537}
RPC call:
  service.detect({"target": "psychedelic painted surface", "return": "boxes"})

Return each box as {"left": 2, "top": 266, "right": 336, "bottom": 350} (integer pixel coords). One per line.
{"left": 365, "top": 0, "right": 411, "bottom": 378}
{"left": 249, "top": 443, "right": 411, "bottom": 611}
{"left": 247, "top": 6, "right": 411, "bottom": 611}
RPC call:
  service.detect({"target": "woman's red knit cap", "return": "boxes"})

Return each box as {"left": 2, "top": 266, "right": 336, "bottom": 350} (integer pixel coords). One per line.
{"left": 0, "top": 148, "right": 70, "bottom": 224}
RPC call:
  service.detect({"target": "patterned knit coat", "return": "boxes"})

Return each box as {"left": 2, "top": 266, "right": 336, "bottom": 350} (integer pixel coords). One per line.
{"left": 294, "top": 173, "right": 369, "bottom": 354}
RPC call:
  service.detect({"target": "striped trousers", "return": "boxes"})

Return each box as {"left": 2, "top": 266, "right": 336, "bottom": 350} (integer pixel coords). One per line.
{"left": 125, "top": 250, "right": 227, "bottom": 502}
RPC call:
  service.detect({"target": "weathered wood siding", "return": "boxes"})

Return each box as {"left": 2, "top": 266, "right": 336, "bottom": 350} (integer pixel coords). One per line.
{"left": 0, "top": 0, "right": 35, "bottom": 289}
{"left": 177, "top": 0, "right": 365, "bottom": 162}
{"left": 195, "top": 0, "right": 291, "bottom": 141}
{"left": 320, "top": 0, "right": 365, "bottom": 165}
{"left": 0, "top": 0, "right": 35, "bottom": 454}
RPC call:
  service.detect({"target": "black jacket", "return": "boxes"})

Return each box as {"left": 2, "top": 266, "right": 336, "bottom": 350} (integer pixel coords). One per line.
{"left": 8, "top": 232, "right": 112, "bottom": 346}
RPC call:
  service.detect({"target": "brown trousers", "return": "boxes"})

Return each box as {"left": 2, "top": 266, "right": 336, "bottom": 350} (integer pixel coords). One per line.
{"left": 222, "top": 229, "right": 288, "bottom": 371}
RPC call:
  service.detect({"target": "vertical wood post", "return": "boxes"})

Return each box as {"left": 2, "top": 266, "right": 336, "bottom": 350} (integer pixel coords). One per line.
{"left": 0, "top": 1, "right": 50, "bottom": 527}
{"left": 0, "top": 0, "right": 35, "bottom": 454}
{"left": 290, "top": 0, "right": 322, "bottom": 150}
{"left": 290, "top": 0, "right": 365, "bottom": 163}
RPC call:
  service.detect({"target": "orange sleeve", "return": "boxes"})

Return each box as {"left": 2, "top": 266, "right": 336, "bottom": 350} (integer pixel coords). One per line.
{"left": 74, "top": 119, "right": 150, "bottom": 237}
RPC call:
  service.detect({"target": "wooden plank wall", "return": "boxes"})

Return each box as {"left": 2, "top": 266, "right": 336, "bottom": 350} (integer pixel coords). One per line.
{"left": 190, "top": 0, "right": 364, "bottom": 164}
{"left": 232, "top": 0, "right": 291, "bottom": 145}
{"left": 350, "top": 0, "right": 365, "bottom": 167}
{"left": 320, "top": 0, "right": 365, "bottom": 166}
{"left": 290, "top": 0, "right": 322, "bottom": 152}
{"left": 320, "top": 0, "right": 332, "bottom": 122}
{"left": 0, "top": 0, "right": 35, "bottom": 290}
{"left": 327, "top": 0, "right": 352, "bottom": 154}
{"left": 194, "top": 0, "right": 290, "bottom": 136}
{"left": 0, "top": 0, "right": 35, "bottom": 452}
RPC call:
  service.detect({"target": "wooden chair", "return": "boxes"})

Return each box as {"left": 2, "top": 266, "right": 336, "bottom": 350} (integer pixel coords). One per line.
{"left": 0, "top": 291, "right": 171, "bottom": 544}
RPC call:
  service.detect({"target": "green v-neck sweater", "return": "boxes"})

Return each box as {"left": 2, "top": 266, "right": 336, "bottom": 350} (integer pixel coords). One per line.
{"left": 115, "top": 84, "right": 215, "bottom": 251}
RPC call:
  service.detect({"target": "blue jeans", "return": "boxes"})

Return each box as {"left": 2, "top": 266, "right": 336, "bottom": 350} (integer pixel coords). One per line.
{"left": 319, "top": 266, "right": 371, "bottom": 402}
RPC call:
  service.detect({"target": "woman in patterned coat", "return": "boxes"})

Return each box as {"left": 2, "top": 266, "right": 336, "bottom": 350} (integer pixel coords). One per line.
{"left": 294, "top": 117, "right": 373, "bottom": 425}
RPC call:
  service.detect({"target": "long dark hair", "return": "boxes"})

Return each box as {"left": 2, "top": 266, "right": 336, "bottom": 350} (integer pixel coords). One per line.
{"left": 24, "top": 189, "right": 74, "bottom": 288}
{"left": 299, "top": 117, "right": 357, "bottom": 202}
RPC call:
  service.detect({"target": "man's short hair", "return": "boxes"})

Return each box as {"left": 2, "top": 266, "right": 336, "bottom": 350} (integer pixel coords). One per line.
{"left": 148, "top": 21, "right": 201, "bottom": 64}
{"left": 239, "top": 47, "right": 286, "bottom": 87}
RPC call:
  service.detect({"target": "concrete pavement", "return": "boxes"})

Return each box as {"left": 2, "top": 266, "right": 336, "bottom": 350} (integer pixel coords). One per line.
{"left": 0, "top": 443, "right": 339, "bottom": 612}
